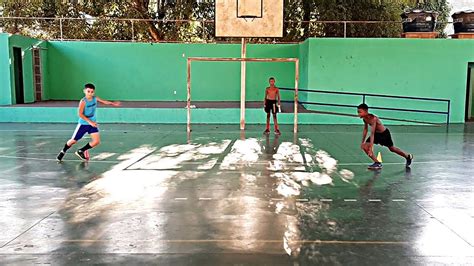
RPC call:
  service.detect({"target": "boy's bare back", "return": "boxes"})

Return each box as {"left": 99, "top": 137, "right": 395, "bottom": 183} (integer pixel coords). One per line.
{"left": 363, "top": 114, "right": 386, "bottom": 133}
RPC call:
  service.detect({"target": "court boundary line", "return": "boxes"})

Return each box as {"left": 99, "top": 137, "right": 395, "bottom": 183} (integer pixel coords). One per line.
{"left": 0, "top": 129, "right": 468, "bottom": 135}
{"left": 2, "top": 239, "right": 411, "bottom": 245}
{"left": 1, "top": 211, "right": 55, "bottom": 249}
{"left": 1, "top": 154, "right": 474, "bottom": 167}
{"left": 415, "top": 202, "right": 474, "bottom": 247}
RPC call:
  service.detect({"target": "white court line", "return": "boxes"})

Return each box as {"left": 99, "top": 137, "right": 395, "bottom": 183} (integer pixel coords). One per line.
{"left": 0, "top": 154, "right": 119, "bottom": 164}
{"left": 133, "top": 158, "right": 469, "bottom": 167}
{"left": 0, "top": 129, "right": 464, "bottom": 135}
{"left": 271, "top": 198, "right": 284, "bottom": 201}
{"left": 306, "top": 132, "right": 468, "bottom": 136}
{"left": 296, "top": 198, "right": 309, "bottom": 202}
{"left": 339, "top": 158, "right": 474, "bottom": 166}
{"left": 33, "top": 239, "right": 411, "bottom": 245}
{"left": 392, "top": 199, "right": 406, "bottom": 202}
{"left": 0, "top": 129, "right": 173, "bottom": 133}
{"left": 27, "top": 196, "right": 41, "bottom": 200}
{"left": 0, "top": 165, "right": 23, "bottom": 173}
{"left": 0, "top": 129, "right": 74, "bottom": 132}
{"left": 199, "top": 197, "right": 212, "bottom": 201}
{"left": 0, "top": 153, "right": 361, "bottom": 166}
{"left": 320, "top": 199, "right": 333, "bottom": 202}
{"left": 10, "top": 153, "right": 73, "bottom": 155}
{"left": 174, "top": 198, "right": 188, "bottom": 201}
{"left": 225, "top": 198, "right": 238, "bottom": 201}
{"left": 1, "top": 153, "right": 472, "bottom": 167}
{"left": 2, "top": 146, "right": 29, "bottom": 156}
{"left": 368, "top": 199, "right": 382, "bottom": 202}
{"left": 131, "top": 161, "right": 306, "bottom": 166}
{"left": 51, "top": 197, "right": 66, "bottom": 200}
{"left": 344, "top": 199, "right": 357, "bottom": 202}
{"left": 0, "top": 153, "right": 303, "bottom": 166}
{"left": 75, "top": 197, "right": 89, "bottom": 200}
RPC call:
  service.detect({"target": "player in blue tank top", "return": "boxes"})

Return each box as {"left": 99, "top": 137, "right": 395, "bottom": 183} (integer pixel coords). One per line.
{"left": 56, "top": 83, "right": 120, "bottom": 162}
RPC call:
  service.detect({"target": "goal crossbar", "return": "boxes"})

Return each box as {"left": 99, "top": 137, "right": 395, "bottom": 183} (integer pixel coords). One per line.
{"left": 187, "top": 57, "right": 299, "bottom": 133}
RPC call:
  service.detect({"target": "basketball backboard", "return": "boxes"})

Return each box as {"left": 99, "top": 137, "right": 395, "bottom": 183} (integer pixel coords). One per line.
{"left": 215, "top": 0, "right": 284, "bottom": 38}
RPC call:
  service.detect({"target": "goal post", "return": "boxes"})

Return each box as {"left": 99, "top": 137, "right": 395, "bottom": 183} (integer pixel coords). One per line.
{"left": 186, "top": 57, "right": 299, "bottom": 133}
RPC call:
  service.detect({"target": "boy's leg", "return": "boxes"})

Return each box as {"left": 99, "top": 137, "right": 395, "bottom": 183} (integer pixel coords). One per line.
{"left": 57, "top": 124, "right": 84, "bottom": 162}
{"left": 76, "top": 130, "right": 100, "bottom": 161}
{"left": 78, "top": 132, "right": 100, "bottom": 152}
{"left": 363, "top": 132, "right": 383, "bottom": 169}
{"left": 89, "top": 132, "right": 101, "bottom": 147}
{"left": 362, "top": 143, "right": 380, "bottom": 163}
{"left": 273, "top": 114, "right": 280, "bottom": 134}
{"left": 380, "top": 129, "right": 412, "bottom": 164}
{"left": 264, "top": 113, "right": 271, "bottom": 133}
{"left": 266, "top": 113, "right": 271, "bottom": 129}
{"left": 388, "top": 146, "right": 408, "bottom": 158}
{"left": 388, "top": 146, "right": 413, "bottom": 166}
{"left": 61, "top": 139, "right": 77, "bottom": 153}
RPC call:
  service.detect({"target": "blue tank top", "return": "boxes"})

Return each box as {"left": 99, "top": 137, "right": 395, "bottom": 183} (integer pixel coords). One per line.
{"left": 78, "top": 96, "right": 98, "bottom": 125}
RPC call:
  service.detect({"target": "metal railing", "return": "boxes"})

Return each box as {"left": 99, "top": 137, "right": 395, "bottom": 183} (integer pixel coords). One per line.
{"left": 0, "top": 16, "right": 454, "bottom": 42}
{"left": 279, "top": 88, "right": 451, "bottom": 125}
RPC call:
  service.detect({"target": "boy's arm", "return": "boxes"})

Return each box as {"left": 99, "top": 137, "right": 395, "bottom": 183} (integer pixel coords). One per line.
{"left": 263, "top": 88, "right": 268, "bottom": 105}
{"left": 368, "top": 119, "right": 377, "bottom": 145}
{"left": 77, "top": 100, "right": 96, "bottom": 127}
{"left": 276, "top": 88, "right": 281, "bottom": 106}
{"left": 361, "top": 121, "right": 368, "bottom": 144}
{"left": 97, "top": 97, "right": 121, "bottom": 106}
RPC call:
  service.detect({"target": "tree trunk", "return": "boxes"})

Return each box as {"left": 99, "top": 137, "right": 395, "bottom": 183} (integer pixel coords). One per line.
{"left": 133, "top": 0, "right": 162, "bottom": 42}
{"left": 303, "top": 0, "right": 311, "bottom": 38}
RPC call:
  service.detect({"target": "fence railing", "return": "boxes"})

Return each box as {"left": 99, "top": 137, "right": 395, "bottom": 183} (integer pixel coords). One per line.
{"left": 279, "top": 88, "right": 451, "bottom": 125}
{"left": 0, "top": 16, "right": 454, "bottom": 43}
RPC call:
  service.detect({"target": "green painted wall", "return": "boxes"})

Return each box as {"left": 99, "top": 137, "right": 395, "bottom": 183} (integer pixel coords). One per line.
{"left": 0, "top": 106, "right": 365, "bottom": 124}
{"left": 0, "top": 33, "right": 11, "bottom": 105}
{"left": 298, "top": 39, "right": 309, "bottom": 102}
{"left": 46, "top": 41, "right": 299, "bottom": 102}
{"left": 305, "top": 38, "right": 474, "bottom": 124}
{"left": 3, "top": 36, "right": 474, "bottom": 124}
{"left": 246, "top": 43, "right": 298, "bottom": 102}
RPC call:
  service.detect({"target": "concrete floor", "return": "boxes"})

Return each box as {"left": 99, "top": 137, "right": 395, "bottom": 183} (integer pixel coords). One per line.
{"left": 0, "top": 123, "right": 473, "bottom": 265}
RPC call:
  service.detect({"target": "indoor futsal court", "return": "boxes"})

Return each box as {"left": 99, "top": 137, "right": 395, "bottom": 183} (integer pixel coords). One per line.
{"left": 1, "top": 0, "right": 474, "bottom": 265}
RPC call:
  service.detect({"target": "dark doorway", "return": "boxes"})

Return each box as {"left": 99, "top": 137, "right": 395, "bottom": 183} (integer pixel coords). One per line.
{"left": 13, "top": 47, "right": 25, "bottom": 104}
{"left": 465, "top": 63, "right": 474, "bottom": 121}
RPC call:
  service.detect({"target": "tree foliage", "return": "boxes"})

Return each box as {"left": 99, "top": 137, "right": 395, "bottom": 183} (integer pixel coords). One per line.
{"left": 0, "top": 0, "right": 450, "bottom": 42}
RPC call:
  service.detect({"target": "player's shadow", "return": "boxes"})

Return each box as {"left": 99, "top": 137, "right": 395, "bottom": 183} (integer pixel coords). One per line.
{"left": 359, "top": 170, "right": 382, "bottom": 198}
{"left": 264, "top": 134, "right": 280, "bottom": 160}
{"left": 360, "top": 166, "right": 411, "bottom": 201}
{"left": 404, "top": 166, "right": 412, "bottom": 179}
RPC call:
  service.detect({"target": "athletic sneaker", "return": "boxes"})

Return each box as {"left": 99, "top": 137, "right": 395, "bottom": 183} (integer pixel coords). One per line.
{"left": 406, "top": 154, "right": 413, "bottom": 167}
{"left": 263, "top": 129, "right": 270, "bottom": 135}
{"left": 368, "top": 162, "right": 383, "bottom": 170}
{"left": 275, "top": 129, "right": 281, "bottom": 135}
{"left": 56, "top": 151, "right": 65, "bottom": 162}
{"left": 75, "top": 150, "right": 88, "bottom": 161}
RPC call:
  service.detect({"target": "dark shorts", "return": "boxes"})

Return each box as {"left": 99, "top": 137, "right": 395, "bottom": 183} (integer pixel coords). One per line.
{"left": 264, "top": 99, "right": 279, "bottom": 114}
{"left": 366, "top": 128, "right": 394, "bottom": 147}
{"left": 71, "top": 124, "right": 99, "bottom": 141}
